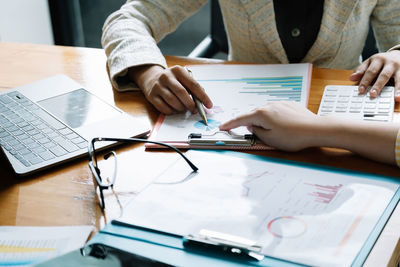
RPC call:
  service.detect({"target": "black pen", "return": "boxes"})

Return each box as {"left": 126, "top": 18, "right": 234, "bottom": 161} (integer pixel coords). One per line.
{"left": 185, "top": 67, "right": 208, "bottom": 126}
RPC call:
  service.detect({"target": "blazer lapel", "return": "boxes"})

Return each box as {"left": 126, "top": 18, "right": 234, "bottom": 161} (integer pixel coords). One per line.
{"left": 239, "top": 0, "right": 358, "bottom": 64}
{"left": 239, "top": 0, "right": 289, "bottom": 63}
{"left": 303, "top": 0, "right": 358, "bottom": 63}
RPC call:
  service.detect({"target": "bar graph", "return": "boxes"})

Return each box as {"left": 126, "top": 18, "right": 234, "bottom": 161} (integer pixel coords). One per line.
{"left": 304, "top": 183, "right": 343, "bottom": 204}
{"left": 199, "top": 76, "right": 303, "bottom": 102}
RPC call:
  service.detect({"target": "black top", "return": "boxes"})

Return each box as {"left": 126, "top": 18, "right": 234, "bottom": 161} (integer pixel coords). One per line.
{"left": 273, "top": 0, "right": 324, "bottom": 63}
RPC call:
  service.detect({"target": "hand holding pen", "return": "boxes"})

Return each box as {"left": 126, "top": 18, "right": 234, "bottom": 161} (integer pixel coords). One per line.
{"left": 128, "top": 64, "right": 213, "bottom": 115}
{"left": 186, "top": 67, "right": 208, "bottom": 125}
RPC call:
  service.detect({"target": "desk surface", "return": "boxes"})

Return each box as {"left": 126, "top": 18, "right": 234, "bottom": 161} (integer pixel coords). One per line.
{"left": 0, "top": 42, "right": 399, "bottom": 266}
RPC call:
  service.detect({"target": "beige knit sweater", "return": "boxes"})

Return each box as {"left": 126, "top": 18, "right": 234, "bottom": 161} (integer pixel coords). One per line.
{"left": 102, "top": 0, "right": 400, "bottom": 91}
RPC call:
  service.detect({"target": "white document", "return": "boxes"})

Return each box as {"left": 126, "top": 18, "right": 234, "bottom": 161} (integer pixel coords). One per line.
{"left": 151, "top": 64, "right": 311, "bottom": 143}
{"left": 0, "top": 225, "right": 93, "bottom": 266}
{"left": 118, "top": 150, "right": 398, "bottom": 267}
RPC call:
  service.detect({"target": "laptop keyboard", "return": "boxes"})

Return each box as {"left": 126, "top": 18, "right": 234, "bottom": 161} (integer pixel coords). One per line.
{"left": 0, "top": 91, "right": 87, "bottom": 167}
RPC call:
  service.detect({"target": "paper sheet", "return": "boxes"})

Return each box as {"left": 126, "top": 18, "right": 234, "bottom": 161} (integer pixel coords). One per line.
{"left": 118, "top": 150, "right": 398, "bottom": 267}
{"left": 151, "top": 64, "right": 311, "bottom": 143}
{"left": 0, "top": 225, "right": 92, "bottom": 266}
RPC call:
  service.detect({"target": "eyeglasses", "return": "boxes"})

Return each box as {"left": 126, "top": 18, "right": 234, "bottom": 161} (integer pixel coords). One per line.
{"left": 88, "top": 137, "right": 198, "bottom": 210}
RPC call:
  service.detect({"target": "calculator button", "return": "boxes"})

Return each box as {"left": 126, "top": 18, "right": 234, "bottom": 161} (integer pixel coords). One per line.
{"left": 339, "top": 92, "right": 351, "bottom": 97}
{"left": 363, "top": 109, "right": 375, "bottom": 114}
{"left": 336, "top": 103, "right": 348, "bottom": 108}
{"left": 351, "top": 98, "right": 363, "bottom": 103}
{"left": 337, "top": 97, "right": 349, "bottom": 103}
{"left": 379, "top": 98, "right": 391, "bottom": 104}
{"left": 378, "top": 108, "right": 390, "bottom": 113}
{"left": 326, "top": 87, "right": 338, "bottom": 92}
{"left": 325, "top": 93, "right": 337, "bottom": 97}
{"left": 378, "top": 104, "right": 391, "bottom": 109}
{"left": 382, "top": 87, "right": 393, "bottom": 92}
{"left": 364, "top": 104, "right": 376, "bottom": 109}
{"left": 321, "top": 103, "right": 334, "bottom": 108}
{"left": 365, "top": 99, "right": 378, "bottom": 103}
{"left": 380, "top": 92, "right": 392, "bottom": 97}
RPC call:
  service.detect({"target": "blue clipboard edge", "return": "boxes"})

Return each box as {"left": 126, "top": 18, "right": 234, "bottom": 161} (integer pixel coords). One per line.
{"left": 93, "top": 222, "right": 308, "bottom": 267}
{"left": 199, "top": 150, "right": 400, "bottom": 267}
{"left": 88, "top": 150, "right": 400, "bottom": 267}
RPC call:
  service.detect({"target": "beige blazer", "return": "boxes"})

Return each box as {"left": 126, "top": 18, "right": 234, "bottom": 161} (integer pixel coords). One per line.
{"left": 102, "top": 0, "right": 400, "bottom": 91}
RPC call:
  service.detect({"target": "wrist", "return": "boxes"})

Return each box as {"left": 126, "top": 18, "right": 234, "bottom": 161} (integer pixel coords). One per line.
{"left": 128, "top": 64, "right": 164, "bottom": 90}
{"left": 305, "top": 116, "right": 346, "bottom": 148}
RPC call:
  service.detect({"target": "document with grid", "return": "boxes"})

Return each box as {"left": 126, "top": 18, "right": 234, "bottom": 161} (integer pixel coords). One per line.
{"left": 147, "top": 63, "right": 312, "bottom": 149}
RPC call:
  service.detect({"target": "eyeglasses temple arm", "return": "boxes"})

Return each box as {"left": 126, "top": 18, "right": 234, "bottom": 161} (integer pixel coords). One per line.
{"left": 90, "top": 137, "right": 199, "bottom": 172}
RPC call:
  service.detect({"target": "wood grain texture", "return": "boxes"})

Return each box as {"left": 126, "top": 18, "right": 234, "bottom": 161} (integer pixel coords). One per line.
{"left": 0, "top": 42, "right": 398, "bottom": 266}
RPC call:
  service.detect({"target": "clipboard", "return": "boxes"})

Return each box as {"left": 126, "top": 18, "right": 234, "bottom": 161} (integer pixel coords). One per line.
{"left": 146, "top": 63, "right": 312, "bottom": 150}
{"left": 87, "top": 151, "right": 400, "bottom": 267}
{"left": 146, "top": 119, "right": 271, "bottom": 150}
{"left": 188, "top": 131, "right": 255, "bottom": 146}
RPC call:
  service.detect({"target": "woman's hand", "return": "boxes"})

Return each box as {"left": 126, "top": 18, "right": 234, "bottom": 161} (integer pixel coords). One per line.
{"left": 350, "top": 50, "right": 400, "bottom": 101}
{"left": 129, "top": 64, "right": 213, "bottom": 114}
{"left": 219, "top": 101, "right": 321, "bottom": 151}
{"left": 219, "top": 101, "right": 399, "bottom": 165}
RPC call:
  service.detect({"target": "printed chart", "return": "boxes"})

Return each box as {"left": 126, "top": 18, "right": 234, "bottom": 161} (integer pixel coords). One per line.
{"left": 193, "top": 119, "right": 220, "bottom": 131}
{"left": 151, "top": 64, "right": 311, "bottom": 144}
{"left": 0, "top": 239, "right": 60, "bottom": 266}
{"left": 119, "top": 150, "right": 398, "bottom": 267}
{"left": 0, "top": 226, "right": 92, "bottom": 267}
{"left": 267, "top": 216, "right": 308, "bottom": 238}
{"left": 199, "top": 76, "right": 303, "bottom": 102}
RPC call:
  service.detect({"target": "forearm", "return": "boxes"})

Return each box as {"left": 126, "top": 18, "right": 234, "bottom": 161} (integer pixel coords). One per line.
{"left": 102, "top": 1, "right": 206, "bottom": 90}
{"left": 312, "top": 117, "right": 399, "bottom": 165}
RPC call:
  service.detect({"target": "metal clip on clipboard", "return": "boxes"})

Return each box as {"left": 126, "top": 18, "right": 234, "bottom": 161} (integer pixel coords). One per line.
{"left": 188, "top": 131, "right": 255, "bottom": 146}
{"left": 183, "top": 229, "right": 265, "bottom": 261}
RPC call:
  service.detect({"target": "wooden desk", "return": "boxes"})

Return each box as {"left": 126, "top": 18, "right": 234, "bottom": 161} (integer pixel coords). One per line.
{"left": 0, "top": 42, "right": 399, "bottom": 266}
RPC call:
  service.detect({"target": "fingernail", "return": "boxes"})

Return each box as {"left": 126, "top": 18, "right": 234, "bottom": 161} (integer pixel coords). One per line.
{"left": 359, "top": 85, "right": 365, "bottom": 93}
{"left": 396, "top": 91, "right": 400, "bottom": 96}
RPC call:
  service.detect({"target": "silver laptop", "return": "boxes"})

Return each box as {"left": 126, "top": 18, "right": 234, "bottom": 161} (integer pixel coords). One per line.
{"left": 0, "top": 75, "right": 150, "bottom": 176}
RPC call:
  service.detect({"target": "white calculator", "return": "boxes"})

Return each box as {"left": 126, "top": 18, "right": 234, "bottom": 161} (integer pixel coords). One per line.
{"left": 317, "top": 85, "right": 395, "bottom": 122}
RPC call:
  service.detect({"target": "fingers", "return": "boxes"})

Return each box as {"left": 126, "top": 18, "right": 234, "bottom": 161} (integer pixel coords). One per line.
{"left": 370, "top": 65, "right": 394, "bottom": 97}
{"left": 350, "top": 59, "right": 369, "bottom": 83}
{"left": 172, "top": 66, "right": 213, "bottom": 109}
{"left": 150, "top": 96, "right": 174, "bottom": 115}
{"left": 219, "top": 110, "right": 265, "bottom": 131}
{"left": 358, "top": 59, "right": 383, "bottom": 95}
{"left": 147, "top": 80, "right": 186, "bottom": 114}
{"left": 159, "top": 71, "right": 196, "bottom": 112}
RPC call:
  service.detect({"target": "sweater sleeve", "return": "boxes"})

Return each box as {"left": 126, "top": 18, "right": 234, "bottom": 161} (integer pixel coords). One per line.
{"left": 101, "top": 0, "right": 207, "bottom": 91}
